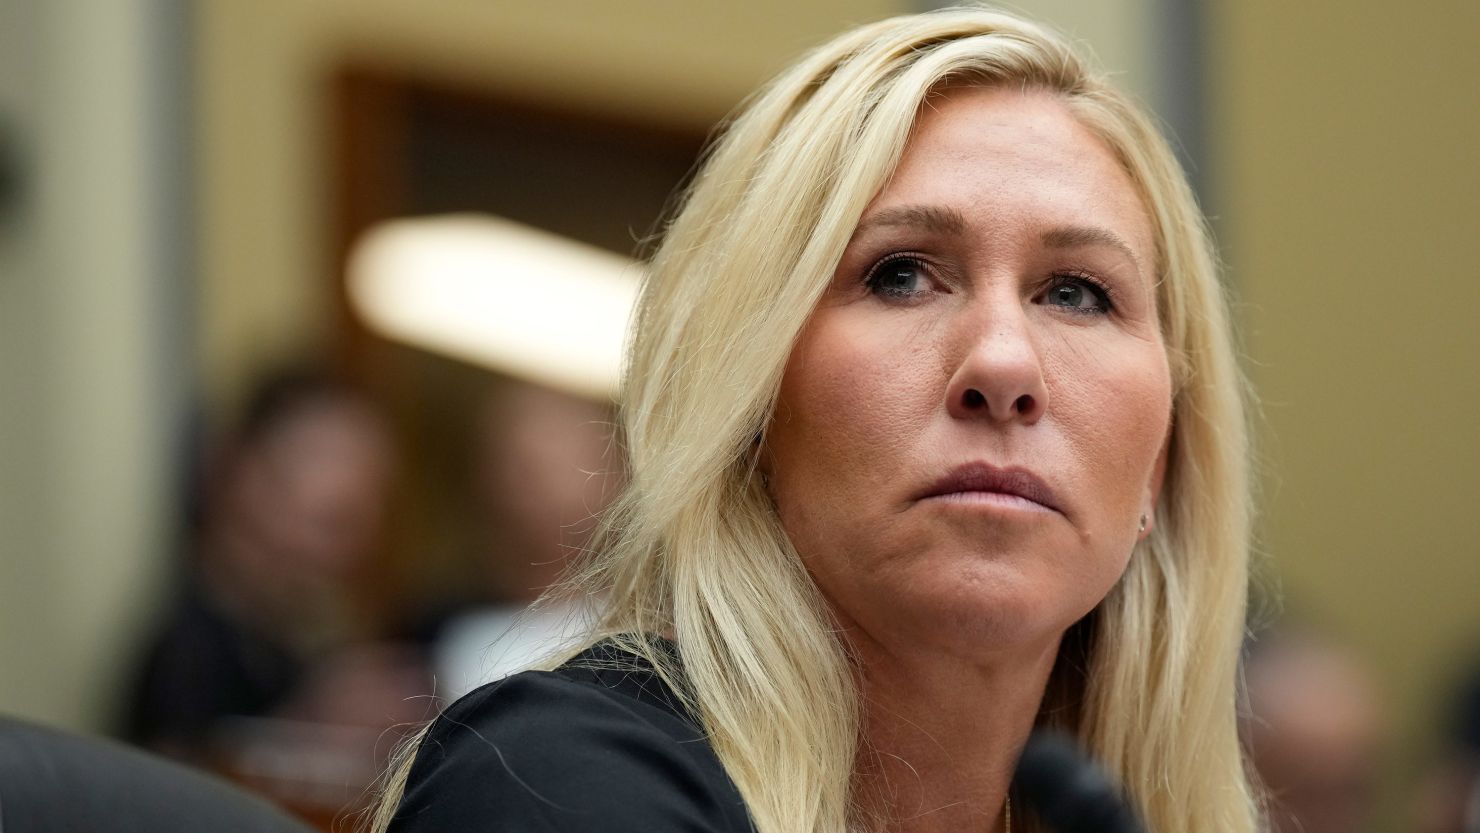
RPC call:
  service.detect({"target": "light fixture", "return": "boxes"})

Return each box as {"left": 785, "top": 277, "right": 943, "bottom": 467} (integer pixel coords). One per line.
{"left": 347, "top": 214, "right": 640, "bottom": 400}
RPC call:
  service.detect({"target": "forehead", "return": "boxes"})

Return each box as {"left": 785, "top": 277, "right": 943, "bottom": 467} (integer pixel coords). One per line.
{"left": 869, "top": 85, "right": 1154, "bottom": 266}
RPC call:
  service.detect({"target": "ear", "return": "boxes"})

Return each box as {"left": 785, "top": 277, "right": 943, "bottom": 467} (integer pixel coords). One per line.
{"left": 1140, "top": 428, "right": 1171, "bottom": 540}
{"left": 752, "top": 429, "right": 773, "bottom": 481}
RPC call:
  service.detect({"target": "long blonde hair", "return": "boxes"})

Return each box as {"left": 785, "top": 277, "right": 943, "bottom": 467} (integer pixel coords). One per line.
{"left": 369, "top": 8, "right": 1257, "bottom": 833}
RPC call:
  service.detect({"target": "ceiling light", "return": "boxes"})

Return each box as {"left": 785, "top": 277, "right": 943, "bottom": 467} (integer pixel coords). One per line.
{"left": 347, "top": 214, "right": 640, "bottom": 400}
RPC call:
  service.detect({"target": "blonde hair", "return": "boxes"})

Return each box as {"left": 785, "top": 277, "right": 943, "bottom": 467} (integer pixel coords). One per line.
{"left": 369, "top": 8, "right": 1257, "bottom": 833}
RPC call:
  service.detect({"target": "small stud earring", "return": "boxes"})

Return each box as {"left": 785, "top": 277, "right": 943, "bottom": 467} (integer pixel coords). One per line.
{"left": 1138, "top": 514, "right": 1148, "bottom": 534}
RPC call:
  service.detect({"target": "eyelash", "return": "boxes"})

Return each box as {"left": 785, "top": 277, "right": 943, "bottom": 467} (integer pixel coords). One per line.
{"left": 862, "top": 254, "right": 1116, "bottom": 315}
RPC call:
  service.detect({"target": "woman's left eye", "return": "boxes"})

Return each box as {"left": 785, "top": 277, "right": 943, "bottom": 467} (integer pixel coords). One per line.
{"left": 1040, "top": 275, "right": 1112, "bottom": 314}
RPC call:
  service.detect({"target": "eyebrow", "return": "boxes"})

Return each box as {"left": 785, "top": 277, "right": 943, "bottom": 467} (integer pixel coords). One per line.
{"left": 1041, "top": 225, "right": 1142, "bottom": 270}
{"left": 853, "top": 207, "right": 1144, "bottom": 271}
{"left": 853, "top": 205, "right": 968, "bottom": 236}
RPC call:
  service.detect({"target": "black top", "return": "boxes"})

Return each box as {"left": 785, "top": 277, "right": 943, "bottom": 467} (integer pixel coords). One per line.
{"left": 388, "top": 639, "right": 753, "bottom": 832}
{"left": 123, "top": 577, "right": 304, "bottom": 749}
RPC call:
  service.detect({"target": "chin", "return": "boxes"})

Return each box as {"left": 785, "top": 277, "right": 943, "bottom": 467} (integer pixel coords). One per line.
{"left": 869, "top": 560, "right": 1093, "bottom": 663}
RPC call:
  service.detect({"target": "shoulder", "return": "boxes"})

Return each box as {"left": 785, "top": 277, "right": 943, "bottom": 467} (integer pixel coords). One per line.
{"left": 389, "top": 647, "right": 751, "bottom": 832}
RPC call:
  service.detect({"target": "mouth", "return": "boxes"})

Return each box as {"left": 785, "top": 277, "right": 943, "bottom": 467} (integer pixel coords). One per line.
{"left": 915, "top": 462, "right": 1063, "bottom": 515}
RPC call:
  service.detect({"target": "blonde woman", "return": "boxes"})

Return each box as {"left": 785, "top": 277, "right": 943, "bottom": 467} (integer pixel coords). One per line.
{"left": 371, "top": 7, "right": 1257, "bottom": 833}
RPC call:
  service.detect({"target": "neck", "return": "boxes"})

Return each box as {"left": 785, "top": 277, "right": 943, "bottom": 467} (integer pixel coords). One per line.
{"left": 849, "top": 633, "right": 1060, "bottom": 833}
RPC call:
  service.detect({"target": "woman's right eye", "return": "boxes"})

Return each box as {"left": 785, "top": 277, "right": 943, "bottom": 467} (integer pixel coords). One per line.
{"left": 864, "top": 255, "right": 932, "bottom": 300}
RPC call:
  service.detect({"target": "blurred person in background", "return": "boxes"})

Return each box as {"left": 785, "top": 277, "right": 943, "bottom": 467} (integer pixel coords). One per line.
{"left": 430, "top": 381, "right": 618, "bottom": 700}
{"left": 124, "top": 367, "right": 431, "bottom": 763}
{"left": 1418, "top": 659, "right": 1480, "bottom": 833}
{"left": 1240, "top": 624, "right": 1386, "bottom": 833}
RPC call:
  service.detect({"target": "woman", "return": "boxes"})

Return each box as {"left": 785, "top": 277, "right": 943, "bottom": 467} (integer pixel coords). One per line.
{"left": 371, "top": 7, "right": 1257, "bottom": 833}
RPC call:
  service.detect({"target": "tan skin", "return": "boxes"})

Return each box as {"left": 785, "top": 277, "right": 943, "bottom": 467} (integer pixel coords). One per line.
{"left": 764, "top": 87, "right": 1172, "bottom": 832}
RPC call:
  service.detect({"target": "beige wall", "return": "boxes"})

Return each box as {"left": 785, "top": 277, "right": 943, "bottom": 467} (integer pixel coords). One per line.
{"left": 0, "top": 0, "right": 172, "bottom": 730}
{"left": 1211, "top": 0, "right": 1480, "bottom": 797}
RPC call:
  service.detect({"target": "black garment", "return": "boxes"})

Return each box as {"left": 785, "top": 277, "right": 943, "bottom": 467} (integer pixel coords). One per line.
{"left": 389, "top": 640, "right": 752, "bottom": 832}
{"left": 123, "top": 578, "right": 304, "bottom": 749}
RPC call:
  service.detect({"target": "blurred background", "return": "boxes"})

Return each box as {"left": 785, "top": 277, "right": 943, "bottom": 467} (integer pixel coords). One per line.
{"left": 0, "top": 0, "right": 1475, "bottom": 830}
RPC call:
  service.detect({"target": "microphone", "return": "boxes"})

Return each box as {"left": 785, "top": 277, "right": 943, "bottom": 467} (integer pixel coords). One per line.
{"left": 1012, "top": 730, "right": 1148, "bottom": 833}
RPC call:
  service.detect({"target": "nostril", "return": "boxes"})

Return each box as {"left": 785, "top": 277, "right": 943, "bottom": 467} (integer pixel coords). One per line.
{"left": 962, "top": 389, "right": 986, "bottom": 409}
{"left": 1014, "top": 394, "right": 1035, "bottom": 414}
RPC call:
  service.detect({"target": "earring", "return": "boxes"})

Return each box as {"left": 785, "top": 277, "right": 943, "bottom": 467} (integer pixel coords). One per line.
{"left": 1138, "top": 514, "right": 1148, "bottom": 534}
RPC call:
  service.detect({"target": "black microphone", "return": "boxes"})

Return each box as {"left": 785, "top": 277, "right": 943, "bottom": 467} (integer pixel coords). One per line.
{"left": 1012, "top": 730, "right": 1148, "bottom": 833}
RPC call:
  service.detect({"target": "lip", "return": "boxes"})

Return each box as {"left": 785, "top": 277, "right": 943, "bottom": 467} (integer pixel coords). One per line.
{"left": 915, "top": 462, "right": 1063, "bottom": 514}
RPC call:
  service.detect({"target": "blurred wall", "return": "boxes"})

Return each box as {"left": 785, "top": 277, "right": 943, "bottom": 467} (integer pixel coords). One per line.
{"left": 1211, "top": 0, "right": 1480, "bottom": 797}
{"left": 197, "top": 0, "right": 1166, "bottom": 414}
{"left": 0, "top": 0, "right": 178, "bottom": 730}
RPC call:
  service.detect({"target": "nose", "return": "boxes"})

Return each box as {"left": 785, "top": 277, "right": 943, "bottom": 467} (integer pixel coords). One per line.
{"left": 944, "top": 303, "right": 1048, "bottom": 424}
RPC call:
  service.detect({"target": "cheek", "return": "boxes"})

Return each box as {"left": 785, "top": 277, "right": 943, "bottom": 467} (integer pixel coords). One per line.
{"left": 772, "top": 315, "right": 933, "bottom": 476}
{"left": 1044, "top": 337, "right": 1171, "bottom": 510}
{"left": 766, "top": 313, "right": 937, "bottom": 550}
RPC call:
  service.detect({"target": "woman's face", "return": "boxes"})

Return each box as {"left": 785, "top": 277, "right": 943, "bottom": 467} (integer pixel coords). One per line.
{"left": 764, "top": 86, "right": 1171, "bottom": 663}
